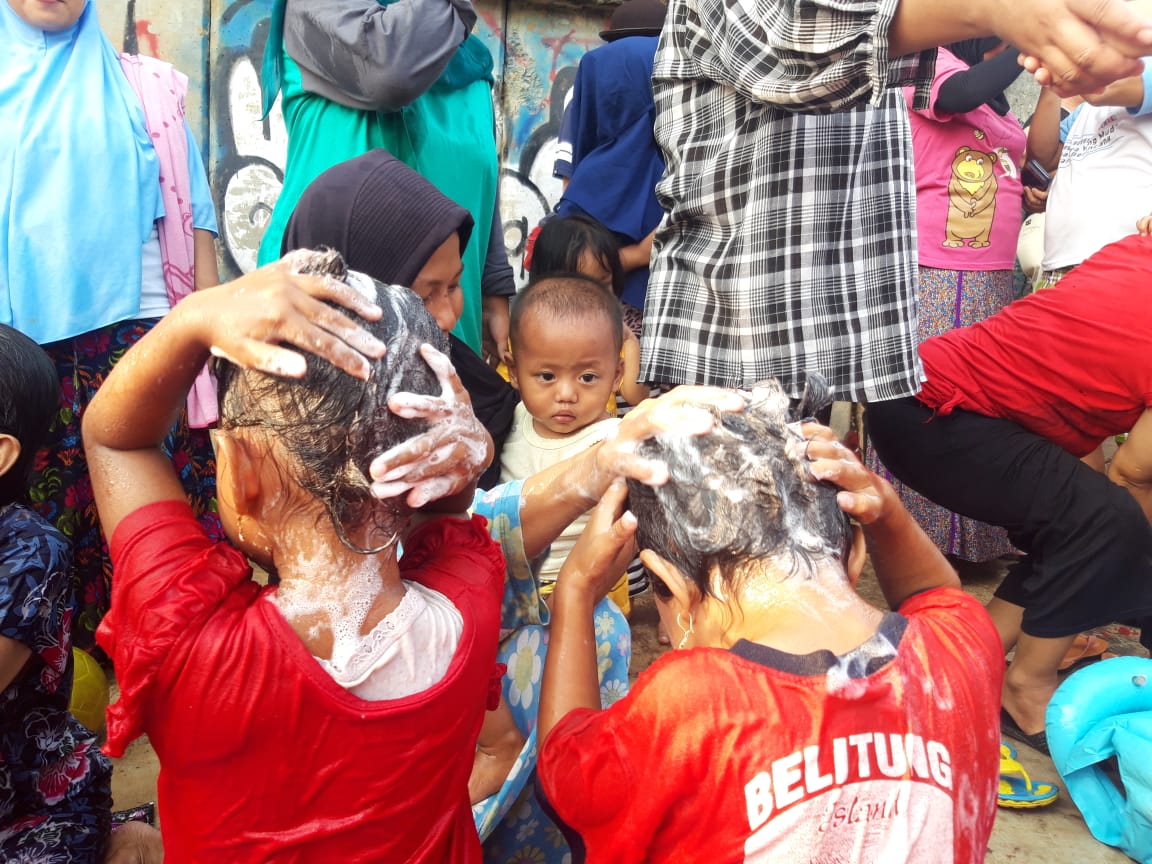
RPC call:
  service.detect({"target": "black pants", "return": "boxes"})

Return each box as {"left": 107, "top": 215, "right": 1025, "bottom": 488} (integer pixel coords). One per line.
{"left": 868, "top": 397, "right": 1152, "bottom": 647}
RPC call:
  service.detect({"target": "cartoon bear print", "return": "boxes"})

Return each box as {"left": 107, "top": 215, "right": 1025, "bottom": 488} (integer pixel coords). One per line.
{"left": 943, "top": 146, "right": 1001, "bottom": 249}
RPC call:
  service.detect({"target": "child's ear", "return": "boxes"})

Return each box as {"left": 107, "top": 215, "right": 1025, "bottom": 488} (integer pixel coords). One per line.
{"left": 613, "top": 354, "right": 625, "bottom": 391}
{"left": 506, "top": 354, "right": 520, "bottom": 390}
{"left": 640, "top": 549, "right": 698, "bottom": 612}
{"left": 210, "top": 430, "right": 262, "bottom": 519}
{"left": 845, "top": 523, "right": 867, "bottom": 587}
{"left": 0, "top": 434, "right": 21, "bottom": 480}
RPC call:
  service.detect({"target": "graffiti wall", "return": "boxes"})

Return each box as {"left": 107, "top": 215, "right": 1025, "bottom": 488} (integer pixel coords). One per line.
{"left": 93, "top": 0, "right": 617, "bottom": 281}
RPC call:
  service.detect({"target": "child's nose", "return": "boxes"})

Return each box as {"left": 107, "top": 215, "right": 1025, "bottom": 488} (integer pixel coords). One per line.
{"left": 556, "top": 379, "right": 577, "bottom": 402}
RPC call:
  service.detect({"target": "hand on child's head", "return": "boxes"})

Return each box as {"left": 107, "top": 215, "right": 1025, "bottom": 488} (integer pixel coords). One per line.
{"left": 557, "top": 478, "right": 638, "bottom": 600}
{"left": 599, "top": 386, "right": 746, "bottom": 486}
{"left": 205, "top": 255, "right": 386, "bottom": 382}
{"left": 368, "top": 344, "right": 492, "bottom": 507}
{"left": 800, "top": 424, "right": 888, "bottom": 525}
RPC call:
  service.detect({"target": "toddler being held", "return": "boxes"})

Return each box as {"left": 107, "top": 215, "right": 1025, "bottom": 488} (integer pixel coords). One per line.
{"left": 501, "top": 275, "right": 628, "bottom": 606}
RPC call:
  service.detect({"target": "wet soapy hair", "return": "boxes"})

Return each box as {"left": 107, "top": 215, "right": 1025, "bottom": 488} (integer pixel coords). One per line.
{"left": 0, "top": 325, "right": 59, "bottom": 507}
{"left": 510, "top": 273, "right": 624, "bottom": 355}
{"left": 214, "top": 249, "right": 447, "bottom": 553}
{"left": 627, "top": 375, "right": 851, "bottom": 598}
{"left": 529, "top": 214, "right": 624, "bottom": 298}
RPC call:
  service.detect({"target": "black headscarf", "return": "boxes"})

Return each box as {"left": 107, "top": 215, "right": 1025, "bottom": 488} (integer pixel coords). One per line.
{"left": 282, "top": 149, "right": 519, "bottom": 489}
{"left": 282, "top": 149, "right": 474, "bottom": 287}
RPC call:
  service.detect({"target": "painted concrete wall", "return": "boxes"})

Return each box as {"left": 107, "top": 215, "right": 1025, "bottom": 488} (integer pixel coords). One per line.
{"left": 93, "top": 0, "right": 618, "bottom": 281}
{"left": 92, "top": 2, "right": 1041, "bottom": 282}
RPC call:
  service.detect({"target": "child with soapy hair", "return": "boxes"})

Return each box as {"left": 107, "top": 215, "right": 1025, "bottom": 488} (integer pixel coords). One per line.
{"left": 535, "top": 380, "right": 1005, "bottom": 862}
{"left": 83, "top": 249, "right": 506, "bottom": 862}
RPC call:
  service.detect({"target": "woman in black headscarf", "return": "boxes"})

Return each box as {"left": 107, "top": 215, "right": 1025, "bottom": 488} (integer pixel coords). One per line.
{"left": 281, "top": 150, "right": 633, "bottom": 864}
{"left": 282, "top": 148, "right": 518, "bottom": 490}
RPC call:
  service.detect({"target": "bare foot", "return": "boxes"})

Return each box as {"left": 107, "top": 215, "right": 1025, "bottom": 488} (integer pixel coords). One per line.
{"left": 468, "top": 722, "right": 526, "bottom": 805}
{"left": 103, "top": 822, "right": 163, "bottom": 864}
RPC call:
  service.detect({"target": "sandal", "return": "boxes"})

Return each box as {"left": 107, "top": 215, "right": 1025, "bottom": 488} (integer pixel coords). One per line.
{"left": 998, "top": 745, "right": 1059, "bottom": 808}
{"left": 1000, "top": 707, "right": 1050, "bottom": 756}
{"left": 1058, "top": 633, "right": 1110, "bottom": 672}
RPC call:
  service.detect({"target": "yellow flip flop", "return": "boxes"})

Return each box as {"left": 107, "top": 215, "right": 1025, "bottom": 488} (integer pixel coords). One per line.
{"left": 998, "top": 744, "right": 1059, "bottom": 809}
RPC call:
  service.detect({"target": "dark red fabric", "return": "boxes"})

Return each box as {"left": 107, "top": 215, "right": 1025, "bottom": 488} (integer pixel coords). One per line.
{"left": 917, "top": 234, "right": 1152, "bottom": 456}
{"left": 538, "top": 588, "right": 1003, "bottom": 863}
{"left": 98, "top": 500, "right": 504, "bottom": 863}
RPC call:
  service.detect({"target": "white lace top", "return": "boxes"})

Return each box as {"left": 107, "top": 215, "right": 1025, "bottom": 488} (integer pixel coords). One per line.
{"left": 313, "top": 581, "right": 464, "bottom": 700}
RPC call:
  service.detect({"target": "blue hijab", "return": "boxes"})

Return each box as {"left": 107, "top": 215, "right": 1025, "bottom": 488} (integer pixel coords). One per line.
{"left": 0, "top": 0, "right": 160, "bottom": 345}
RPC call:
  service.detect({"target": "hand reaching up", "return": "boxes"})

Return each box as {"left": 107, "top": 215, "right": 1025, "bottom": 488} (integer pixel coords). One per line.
{"left": 185, "top": 253, "right": 387, "bottom": 380}
{"left": 368, "top": 344, "right": 493, "bottom": 507}
{"left": 557, "top": 479, "right": 639, "bottom": 604}
{"left": 801, "top": 422, "right": 895, "bottom": 525}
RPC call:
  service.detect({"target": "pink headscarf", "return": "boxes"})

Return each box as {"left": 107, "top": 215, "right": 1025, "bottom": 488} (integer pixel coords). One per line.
{"left": 118, "top": 53, "right": 218, "bottom": 427}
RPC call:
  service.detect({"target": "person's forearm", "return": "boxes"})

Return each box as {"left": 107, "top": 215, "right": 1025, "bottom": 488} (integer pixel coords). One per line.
{"left": 619, "top": 229, "right": 656, "bottom": 274}
{"left": 619, "top": 337, "right": 650, "bottom": 406}
{"left": 934, "top": 49, "right": 1023, "bottom": 114}
{"left": 538, "top": 583, "right": 602, "bottom": 743}
{"left": 482, "top": 199, "right": 516, "bottom": 297}
{"left": 519, "top": 444, "right": 606, "bottom": 560}
{"left": 83, "top": 297, "right": 210, "bottom": 453}
{"left": 1026, "top": 88, "right": 1064, "bottom": 169}
{"left": 863, "top": 483, "right": 961, "bottom": 608}
{"left": 888, "top": 0, "right": 988, "bottom": 57}
{"left": 194, "top": 229, "right": 219, "bottom": 292}
{"left": 1083, "top": 72, "right": 1146, "bottom": 108}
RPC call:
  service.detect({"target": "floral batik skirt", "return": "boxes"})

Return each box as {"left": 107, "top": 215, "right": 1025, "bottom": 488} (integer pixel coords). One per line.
{"left": 471, "top": 482, "right": 632, "bottom": 864}
{"left": 866, "top": 267, "right": 1017, "bottom": 564}
{"left": 28, "top": 319, "right": 222, "bottom": 651}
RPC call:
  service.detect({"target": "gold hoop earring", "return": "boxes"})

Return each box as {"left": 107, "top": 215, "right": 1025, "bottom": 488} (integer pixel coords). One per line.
{"left": 676, "top": 611, "right": 694, "bottom": 650}
{"left": 237, "top": 515, "right": 247, "bottom": 544}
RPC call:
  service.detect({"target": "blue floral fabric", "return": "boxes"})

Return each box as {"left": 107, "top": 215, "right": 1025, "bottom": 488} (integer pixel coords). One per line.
{"left": 0, "top": 504, "right": 111, "bottom": 863}
{"left": 471, "top": 482, "right": 631, "bottom": 863}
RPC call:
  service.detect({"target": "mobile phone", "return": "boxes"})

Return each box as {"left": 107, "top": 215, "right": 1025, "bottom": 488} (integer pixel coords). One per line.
{"left": 1021, "top": 159, "right": 1052, "bottom": 191}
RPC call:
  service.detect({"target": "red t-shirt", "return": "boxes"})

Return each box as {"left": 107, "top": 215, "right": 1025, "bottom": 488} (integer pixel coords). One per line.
{"left": 538, "top": 588, "right": 1002, "bottom": 863}
{"left": 917, "top": 234, "right": 1152, "bottom": 456}
{"left": 97, "top": 500, "right": 504, "bottom": 863}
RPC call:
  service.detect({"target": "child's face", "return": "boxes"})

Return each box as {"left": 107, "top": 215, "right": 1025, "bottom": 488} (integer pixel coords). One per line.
{"left": 509, "top": 310, "right": 623, "bottom": 439}
{"left": 410, "top": 234, "right": 464, "bottom": 333}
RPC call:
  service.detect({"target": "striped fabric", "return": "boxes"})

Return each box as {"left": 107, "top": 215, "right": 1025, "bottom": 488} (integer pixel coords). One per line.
{"left": 641, "top": 0, "right": 936, "bottom": 401}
